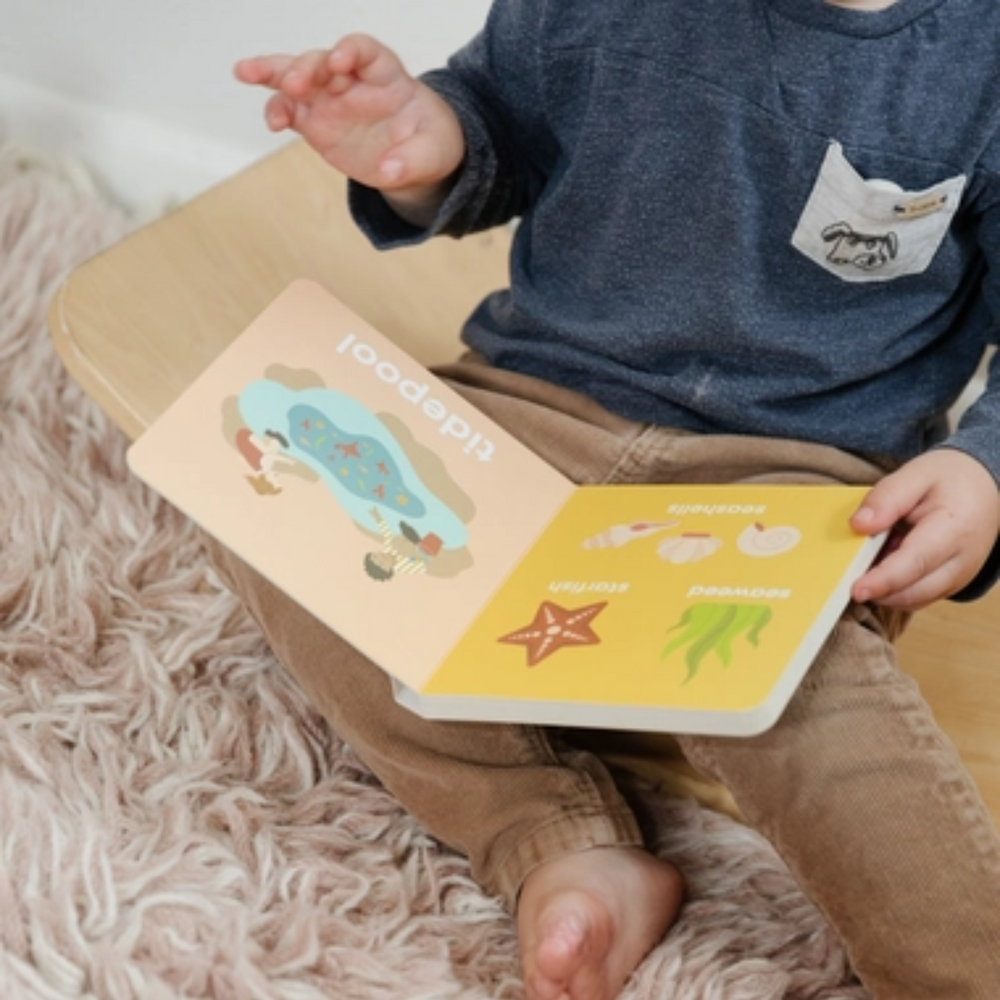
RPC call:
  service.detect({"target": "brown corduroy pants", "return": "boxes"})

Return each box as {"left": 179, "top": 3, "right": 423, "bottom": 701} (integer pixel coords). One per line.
{"left": 204, "top": 357, "right": 1000, "bottom": 1000}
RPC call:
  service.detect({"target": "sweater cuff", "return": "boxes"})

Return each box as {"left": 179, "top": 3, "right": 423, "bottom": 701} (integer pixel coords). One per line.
{"left": 347, "top": 181, "right": 430, "bottom": 248}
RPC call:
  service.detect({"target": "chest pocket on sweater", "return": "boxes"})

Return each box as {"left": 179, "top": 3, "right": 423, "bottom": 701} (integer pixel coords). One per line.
{"left": 791, "top": 142, "right": 966, "bottom": 283}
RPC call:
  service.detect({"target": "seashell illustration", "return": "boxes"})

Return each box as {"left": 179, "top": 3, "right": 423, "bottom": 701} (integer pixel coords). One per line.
{"left": 582, "top": 520, "right": 679, "bottom": 550}
{"left": 656, "top": 532, "right": 723, "bottom": 564}
{"left": 737, "top": 522, "right": 802, "bottom": 558}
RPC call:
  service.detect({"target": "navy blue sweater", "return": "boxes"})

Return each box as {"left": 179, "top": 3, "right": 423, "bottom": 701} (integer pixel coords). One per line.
{"left": 351, "top": 0, "right": 1000, "bottom": 597}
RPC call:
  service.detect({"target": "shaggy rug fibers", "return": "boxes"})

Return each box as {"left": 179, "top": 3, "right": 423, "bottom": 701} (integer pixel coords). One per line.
{"left": 0, "top": 147, "right": 869, "bottom": 1000}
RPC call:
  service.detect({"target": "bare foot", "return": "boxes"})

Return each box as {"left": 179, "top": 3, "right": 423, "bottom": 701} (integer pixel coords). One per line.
{"left": 516, "top": 846, "right": 684, "bottom": 1000}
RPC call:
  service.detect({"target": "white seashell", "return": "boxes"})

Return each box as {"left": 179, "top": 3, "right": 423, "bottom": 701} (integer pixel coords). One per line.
{"left": 582, "top": 520, "right": 678, "bottom": 549}
{"left": 656, "top": 532, "right": 723, "bottom": 564}
{"left": 737, "top": 522, "right": 802, "bottom": 557}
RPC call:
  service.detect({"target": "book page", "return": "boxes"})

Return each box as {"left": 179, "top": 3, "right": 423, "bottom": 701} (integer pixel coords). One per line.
{"left": 128, "top": 280, "right": 574, "bottom": 687}
{"left": 421, "top": 483, "right": 881, "bottom": 729}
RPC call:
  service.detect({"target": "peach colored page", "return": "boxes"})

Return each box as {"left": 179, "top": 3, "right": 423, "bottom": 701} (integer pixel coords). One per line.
{"left": 128, "top": 280, "right": 574, "bottom": 688}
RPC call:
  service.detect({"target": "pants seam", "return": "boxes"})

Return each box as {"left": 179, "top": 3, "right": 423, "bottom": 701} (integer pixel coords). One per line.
{"left": 601, "top": 423, "right": 660, "bottom": 485}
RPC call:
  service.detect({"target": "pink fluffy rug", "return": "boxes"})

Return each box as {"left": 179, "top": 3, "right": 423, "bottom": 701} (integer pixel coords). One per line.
{"left": 0, "top": 147, "right": 869, "bottom": 1000}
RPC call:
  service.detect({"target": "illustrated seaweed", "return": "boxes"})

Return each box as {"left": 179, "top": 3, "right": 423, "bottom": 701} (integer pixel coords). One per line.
{"left": 660, "top": 602, "right": 773, "bottom": 682}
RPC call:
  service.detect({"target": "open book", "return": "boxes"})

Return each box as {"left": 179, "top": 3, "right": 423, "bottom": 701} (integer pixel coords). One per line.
{"left": 127, "top": 280, "right": 886, "bottom": 736}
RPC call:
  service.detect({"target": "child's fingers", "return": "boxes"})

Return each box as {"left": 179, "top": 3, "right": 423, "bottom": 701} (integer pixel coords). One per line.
{"left": 329, "top": 33, "right": 407, "bottom": 87}
{"left": 233, "top": 54, "right": 297, "bottom": 88}
{"left": 279, "top": 49, "right": 334, "bottom": 97}
{"left": 852, "top": 512, "right": 966, "bottom": 607}
{"left": 263, "top": 93, "right": 298, "bottom": 132}
{"left": 850, "top": 471, "right": 927, "bottom": 537}
{"left": 855, "top": 557, "right": 961, "bottom": 610}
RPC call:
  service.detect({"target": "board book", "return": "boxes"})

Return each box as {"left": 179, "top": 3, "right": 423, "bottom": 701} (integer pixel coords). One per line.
{"left": 127, "top": 280, "right": 886, "bottom": 736}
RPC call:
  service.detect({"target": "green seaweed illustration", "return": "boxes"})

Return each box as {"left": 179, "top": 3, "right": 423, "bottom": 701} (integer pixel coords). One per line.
{"left": 660, "top": 603, "right": 773, "bottom": 683}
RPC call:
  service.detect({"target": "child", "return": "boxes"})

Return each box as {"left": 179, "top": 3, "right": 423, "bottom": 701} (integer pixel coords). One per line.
{"left": 231, "top": 2, "right": 1000, "bottom": 997}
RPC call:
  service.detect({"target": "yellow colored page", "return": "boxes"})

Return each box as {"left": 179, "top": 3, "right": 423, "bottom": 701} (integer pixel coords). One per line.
{"left": 424, "top": 484, "right": 875, "bottom": 715}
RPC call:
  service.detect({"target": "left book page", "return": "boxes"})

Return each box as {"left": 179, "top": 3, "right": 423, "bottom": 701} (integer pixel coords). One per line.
{"left": 127, "top": 280, "right": 575, "bottom": 690}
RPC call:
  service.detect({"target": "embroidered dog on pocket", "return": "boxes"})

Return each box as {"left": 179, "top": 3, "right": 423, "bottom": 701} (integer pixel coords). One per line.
{"left": 822, "top": 222, "right": 899, "bottom": 272}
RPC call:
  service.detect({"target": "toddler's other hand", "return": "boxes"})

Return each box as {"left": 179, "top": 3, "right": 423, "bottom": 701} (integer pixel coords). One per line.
{"left": 234, "top": 34, "right": 464, "bottom": 201}
{"left": 851, "top": 449, "right": 1000, "bottom": 609}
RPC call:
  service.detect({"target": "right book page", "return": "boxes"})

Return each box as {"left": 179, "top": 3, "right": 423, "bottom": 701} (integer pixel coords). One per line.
{"left": 401, "top": 483, "right": 885, "bottom": 735}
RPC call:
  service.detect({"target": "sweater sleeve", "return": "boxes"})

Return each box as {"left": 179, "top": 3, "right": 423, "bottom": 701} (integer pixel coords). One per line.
{"left": 349, "top": 0, "right": 553, "bottom": 248}
{"left": 942, "top": 347, "right": 1000, "bottom": 486}
{"left": 944, "top": 181, "right": 1000, "bottom": 476}
{"left": 940, "top": 195, "right": 1000, "bottom": 601}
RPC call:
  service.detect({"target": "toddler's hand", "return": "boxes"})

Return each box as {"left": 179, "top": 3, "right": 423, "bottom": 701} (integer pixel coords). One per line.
{"left": 234, "top": 35, "right": 465, "bottom": 204}
{"left": 851, "top": 449, "right": 1000, "bottom": 609}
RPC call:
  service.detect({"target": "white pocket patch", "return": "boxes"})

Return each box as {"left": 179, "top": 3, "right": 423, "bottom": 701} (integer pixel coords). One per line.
{"left": 791, "top": 142, "right": 965, "bottom": 283}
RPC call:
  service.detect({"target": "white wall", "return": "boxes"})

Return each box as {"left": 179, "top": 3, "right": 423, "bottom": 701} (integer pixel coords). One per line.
{"left": 0, "top": 0, "right": 490, "bottom": 206}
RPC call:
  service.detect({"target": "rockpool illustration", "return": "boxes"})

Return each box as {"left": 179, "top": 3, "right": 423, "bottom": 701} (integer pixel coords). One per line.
{"left": 226, "top": 371, "right": 475, "bottom": 582}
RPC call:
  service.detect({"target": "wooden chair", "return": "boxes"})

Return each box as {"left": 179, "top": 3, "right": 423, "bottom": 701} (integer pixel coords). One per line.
{"left": 48, "top": 140, "right": 1000, "bottom": 826}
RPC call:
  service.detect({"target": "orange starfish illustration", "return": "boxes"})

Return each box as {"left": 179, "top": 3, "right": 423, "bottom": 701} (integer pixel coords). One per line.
{"left": 498, "top": 601, "right": 608, "bottom": 667}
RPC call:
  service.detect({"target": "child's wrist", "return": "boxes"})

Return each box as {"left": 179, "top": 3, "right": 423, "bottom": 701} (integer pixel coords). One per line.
{"left": 381, "top": 172, "right": 460, "bottom": 228}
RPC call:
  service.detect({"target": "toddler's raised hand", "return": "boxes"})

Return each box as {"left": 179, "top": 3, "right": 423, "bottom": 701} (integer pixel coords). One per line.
{"left": 234, "top": 35, "right": 465, "bottom": 214}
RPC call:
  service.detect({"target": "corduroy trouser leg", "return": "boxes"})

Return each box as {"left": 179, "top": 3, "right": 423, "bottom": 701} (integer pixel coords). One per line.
{"left": 204, "top": 358, "right": 1000, "bottom": 1000}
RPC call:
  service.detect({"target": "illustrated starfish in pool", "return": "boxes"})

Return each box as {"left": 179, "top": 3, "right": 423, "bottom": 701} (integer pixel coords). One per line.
{"left": 336, "top": 441, "right": 361, "bottom": 458}
{"left": 498, "top": 601, "right": 608, "bottom": 667}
